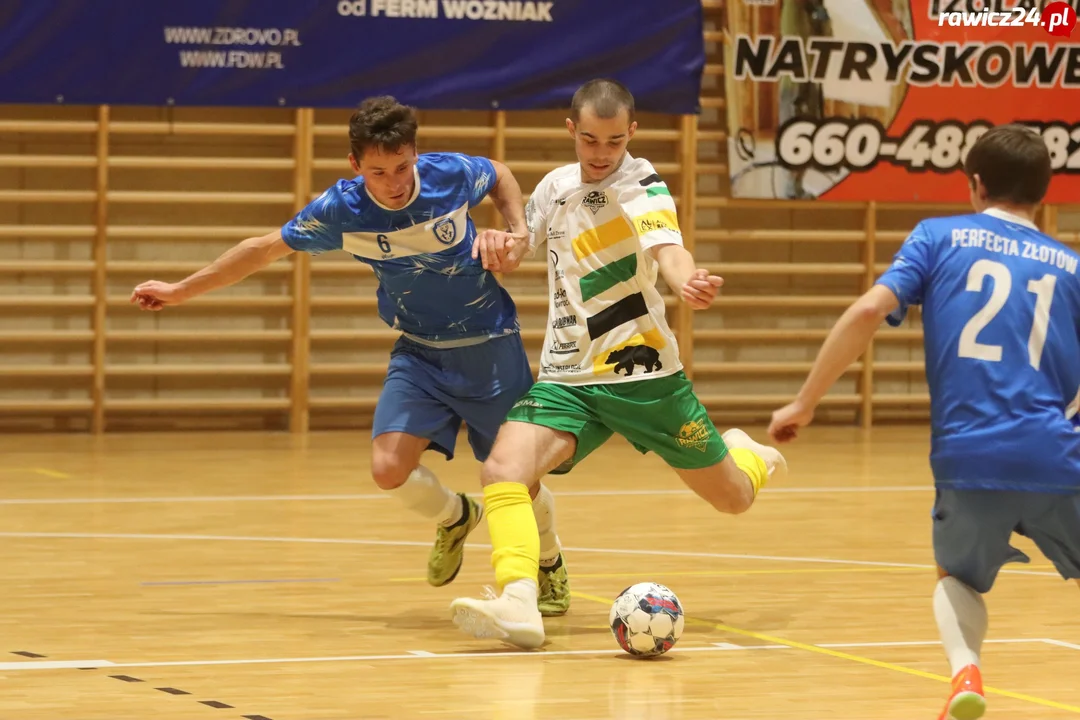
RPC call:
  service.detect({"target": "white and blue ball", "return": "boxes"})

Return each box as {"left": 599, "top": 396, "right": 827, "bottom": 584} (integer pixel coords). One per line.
{"left": 609, "top": 582, "right": 685, "bottom": 658}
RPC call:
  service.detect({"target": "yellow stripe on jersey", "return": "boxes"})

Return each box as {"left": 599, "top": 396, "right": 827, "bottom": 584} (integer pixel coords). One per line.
{"left": 632, "top": 209, "right": 681, "bottom": 237}
{"left": 592, "top": 327, "right": 668, "bottom": 375}
{"left": 571, "top": 215, "right": 634, "bottom": 261}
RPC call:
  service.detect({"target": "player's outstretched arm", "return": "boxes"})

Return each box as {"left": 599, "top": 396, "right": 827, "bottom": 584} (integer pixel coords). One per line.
{"left": 471, "top": 160, "right": 530, "bottom": 272}
{"left": 130, "top": 230, "right": 295, "bottom": 311}
{"left": 487, "top": 160, "right": 527, "bottom": 236}
{"left": 652, "top": 244, "right": 724, "bottom": 310}
{"left": 768, "top": 285, "right": 900, "bottom": 442}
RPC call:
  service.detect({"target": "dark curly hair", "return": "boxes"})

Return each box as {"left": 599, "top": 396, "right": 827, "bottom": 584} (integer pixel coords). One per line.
{"left": 348, "top": 96, "right": 419, "bottom": 158}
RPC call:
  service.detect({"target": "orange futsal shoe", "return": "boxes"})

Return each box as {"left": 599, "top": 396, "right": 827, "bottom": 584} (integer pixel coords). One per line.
{"left": 937, "top": 664, "right": 986, "bottom": 720}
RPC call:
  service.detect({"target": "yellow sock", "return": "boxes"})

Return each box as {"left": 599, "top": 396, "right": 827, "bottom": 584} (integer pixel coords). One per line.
{"left": 483, "top": 482, "right": 540, "bottom": 591}
{"left": 729, "top": 448, "right": 768, "bottom": 496}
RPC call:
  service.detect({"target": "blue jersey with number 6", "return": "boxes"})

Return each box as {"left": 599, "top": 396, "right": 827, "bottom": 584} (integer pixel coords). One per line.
{"left": 876, "top": 208, "right": 1080, "bottom": 493}
{"left": 280, "top": 152, "right": 519, "bottom": 344}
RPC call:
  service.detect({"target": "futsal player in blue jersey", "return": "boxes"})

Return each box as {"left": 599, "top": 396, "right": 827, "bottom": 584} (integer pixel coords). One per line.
{"left": 131, "top": 96, "right": 570, "bottom": 616}
{"left": 768, "top": 124, "right": 1080, "bottom": 720}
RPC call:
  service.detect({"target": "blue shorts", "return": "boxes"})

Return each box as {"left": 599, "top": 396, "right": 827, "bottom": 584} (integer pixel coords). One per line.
{"left": 933, "top": 488, "right": 1080, "bottom": 593}
{"left": 373, "top": 333, "right": 534, "bottom": 462}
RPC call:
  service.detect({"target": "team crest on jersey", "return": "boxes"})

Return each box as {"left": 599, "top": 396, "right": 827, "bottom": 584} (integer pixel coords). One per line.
{"left": 675, "top": 420, "right": 710, "bottom": 452}
{"left": 581, "top": 191, "right": 608, "bottom": 215}
{"left": 432, "top": 217, "right": 456, "bottom": 245}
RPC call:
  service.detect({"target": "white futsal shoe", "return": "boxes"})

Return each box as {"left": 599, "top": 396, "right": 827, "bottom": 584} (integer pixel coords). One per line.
{"left": 450, "top": 583, "right": 545, "bottom": 650}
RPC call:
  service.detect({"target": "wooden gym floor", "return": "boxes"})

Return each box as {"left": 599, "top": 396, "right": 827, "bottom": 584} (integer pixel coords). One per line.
{"left": 0, "top": 426, "right": 1077, "bottom": 720}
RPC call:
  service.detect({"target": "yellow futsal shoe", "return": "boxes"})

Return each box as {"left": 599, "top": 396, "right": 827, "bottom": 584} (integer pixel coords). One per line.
{"left": 537, "top": 553, "right": 570, "bottom": 617}
{"left": 428, "top": 493, "right": 483, "bottom": 587}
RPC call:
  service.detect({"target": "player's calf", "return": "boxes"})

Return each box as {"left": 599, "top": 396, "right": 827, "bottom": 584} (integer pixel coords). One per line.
{"left": 451, "top": 481, "right": 545, "bottom": 649}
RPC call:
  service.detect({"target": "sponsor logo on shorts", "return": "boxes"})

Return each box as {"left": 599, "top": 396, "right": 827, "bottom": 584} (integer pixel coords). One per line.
{"left": 513, "top": 398, "right": 543, "bottom": 409}
{"left": 551, "top": 314, "right": 577, "bottom": 329}
{"left": 549, "top": 340, "right": 578, "bottom": 355}
{"left": 676, "top": 420, "right": 711, "bottom": 452}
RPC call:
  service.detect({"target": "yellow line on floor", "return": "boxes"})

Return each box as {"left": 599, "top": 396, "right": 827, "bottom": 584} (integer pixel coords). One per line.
{"left": 388, "top": 566, "right": 930, "bottom": 583}
{"left": 571, "top": 589, "right": 1080, "bottom": 715}
{"left": 0, "top": 467, "right": 70, "bottom": 479}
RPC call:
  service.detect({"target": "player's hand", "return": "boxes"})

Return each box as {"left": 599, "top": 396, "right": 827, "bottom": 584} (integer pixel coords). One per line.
{"left": 681, "top": 269, "right": 724, "bottom": 310}
{"left": 768, "top": 399, "right": 815, "bottom": 444}
{"left": 472, "top": 229, "right": 527, "bottom": 272}
{"left": 130, "top": 281, "right": 190, "bottom": 311}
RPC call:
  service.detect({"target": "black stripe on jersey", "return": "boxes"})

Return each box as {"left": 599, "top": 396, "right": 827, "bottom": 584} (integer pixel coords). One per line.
{"left": 587, "top": 292, "right": 648, "bottom": 340}
{"left": 638, "top": 173, "right": 663, "bottom": 187}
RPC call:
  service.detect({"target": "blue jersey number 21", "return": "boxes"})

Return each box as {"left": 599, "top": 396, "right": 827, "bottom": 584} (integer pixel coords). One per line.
{"left": 958, "top": 259, "right": 1057, "bottom": 371}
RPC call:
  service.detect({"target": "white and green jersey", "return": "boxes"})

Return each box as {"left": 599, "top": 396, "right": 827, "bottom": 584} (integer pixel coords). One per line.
{"left": 525, "top": 154, "right": 683, "bottom": 386}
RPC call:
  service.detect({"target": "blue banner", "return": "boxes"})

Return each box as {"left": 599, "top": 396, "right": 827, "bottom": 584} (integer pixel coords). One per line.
{"left": 0, "top": 0, "right": 704, "bottom": 113}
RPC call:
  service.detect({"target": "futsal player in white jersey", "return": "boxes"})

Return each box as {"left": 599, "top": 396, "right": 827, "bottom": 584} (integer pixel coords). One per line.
{"left": 768, "top": 125, "right": 1080, "bottom": 720}
{"left": 446, "top": 79, "right": 789, "bottom": 650}
{"left": 130, "top": 96, "right": 570, "bottom": 615}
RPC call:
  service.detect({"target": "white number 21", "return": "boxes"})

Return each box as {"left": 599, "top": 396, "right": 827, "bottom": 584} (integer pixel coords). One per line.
{"left": 958, "top": 259, "right": 1057, "bottom": 371}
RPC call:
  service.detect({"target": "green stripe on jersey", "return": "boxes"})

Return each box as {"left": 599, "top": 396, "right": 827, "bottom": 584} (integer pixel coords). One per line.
{"left": 646, "top": 185, "right": 671, "bottom": 198}
{"left": 579, "top": 254, "right": 637, "bottom": 303}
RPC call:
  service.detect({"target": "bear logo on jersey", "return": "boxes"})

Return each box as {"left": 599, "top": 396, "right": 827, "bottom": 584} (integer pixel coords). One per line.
{"left": 582, "top": 191, "right": 608, "bottom": 215}
{"left": 605, "top": 344, "right": 662, "bottom": 376}
{"left": 432, "top": 217, "right": 457, "bottom": 245}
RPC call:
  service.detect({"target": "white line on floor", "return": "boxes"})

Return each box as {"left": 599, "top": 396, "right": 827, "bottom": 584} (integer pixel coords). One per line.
{"left": 0, "top": 486, "right": 930, "bottom": 506}
{"left": 0, "top": 638, "right": 1048, "bottom": 672}
{"left": 0, "top": 531, "right": 1062, "bottom": 578}
{"left": 0, "top": 660, "right": 114, "bottom": 671}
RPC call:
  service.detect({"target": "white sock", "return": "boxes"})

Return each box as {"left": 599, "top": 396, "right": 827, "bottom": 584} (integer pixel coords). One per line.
{"left": 386, "top": 465, "right": 463, "bottom": 527}
{"left": 503, "top": 577, "right": 539, "bottom": 605}
{"left": 934, "top": 576, "right": 988, "bottom": 676}
{"left": 532, "top": 484, "right": 562, "bottom": 567}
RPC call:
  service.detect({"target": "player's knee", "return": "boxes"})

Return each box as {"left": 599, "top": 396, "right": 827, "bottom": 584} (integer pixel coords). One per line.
{"left": 707, "top": 488, "right": 753, "bottom": 515}
{"left": 370, "top": 449, "right": 415, "bottom": 490}
{"left": 480, "top": 451, "right": 524, "bottom": 488}
{"left": 679, "top": 464, "right": 754, "bottom": 515}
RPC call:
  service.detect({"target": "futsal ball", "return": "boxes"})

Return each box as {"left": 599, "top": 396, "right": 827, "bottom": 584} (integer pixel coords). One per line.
{"left": 609, "top": 582, "right": 685, "bottom": 658}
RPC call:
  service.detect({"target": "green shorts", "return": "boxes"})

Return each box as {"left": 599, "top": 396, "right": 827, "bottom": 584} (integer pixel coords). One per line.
{"left": 504, "top": 371, "right": 728, "bottom": 474}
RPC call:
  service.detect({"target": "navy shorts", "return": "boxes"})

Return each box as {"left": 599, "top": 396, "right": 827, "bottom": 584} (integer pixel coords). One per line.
{"left": 933, "top": 488, "right": 1080, "bottom": 593}
{"left": 372, "top": 333, "right": 534, "bottom": 462}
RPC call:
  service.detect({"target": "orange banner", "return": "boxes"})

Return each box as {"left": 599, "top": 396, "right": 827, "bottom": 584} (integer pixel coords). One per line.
{"left": 724, "top": 0, "right": 1079, "bottom": 202}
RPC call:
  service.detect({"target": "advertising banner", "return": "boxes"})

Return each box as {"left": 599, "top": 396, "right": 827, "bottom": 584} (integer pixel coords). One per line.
{"left": 0, "top": 0, "right": 705, "bottom": 113}
{"left": 725, "top": 0, "right": 1080, "bottom": 203}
